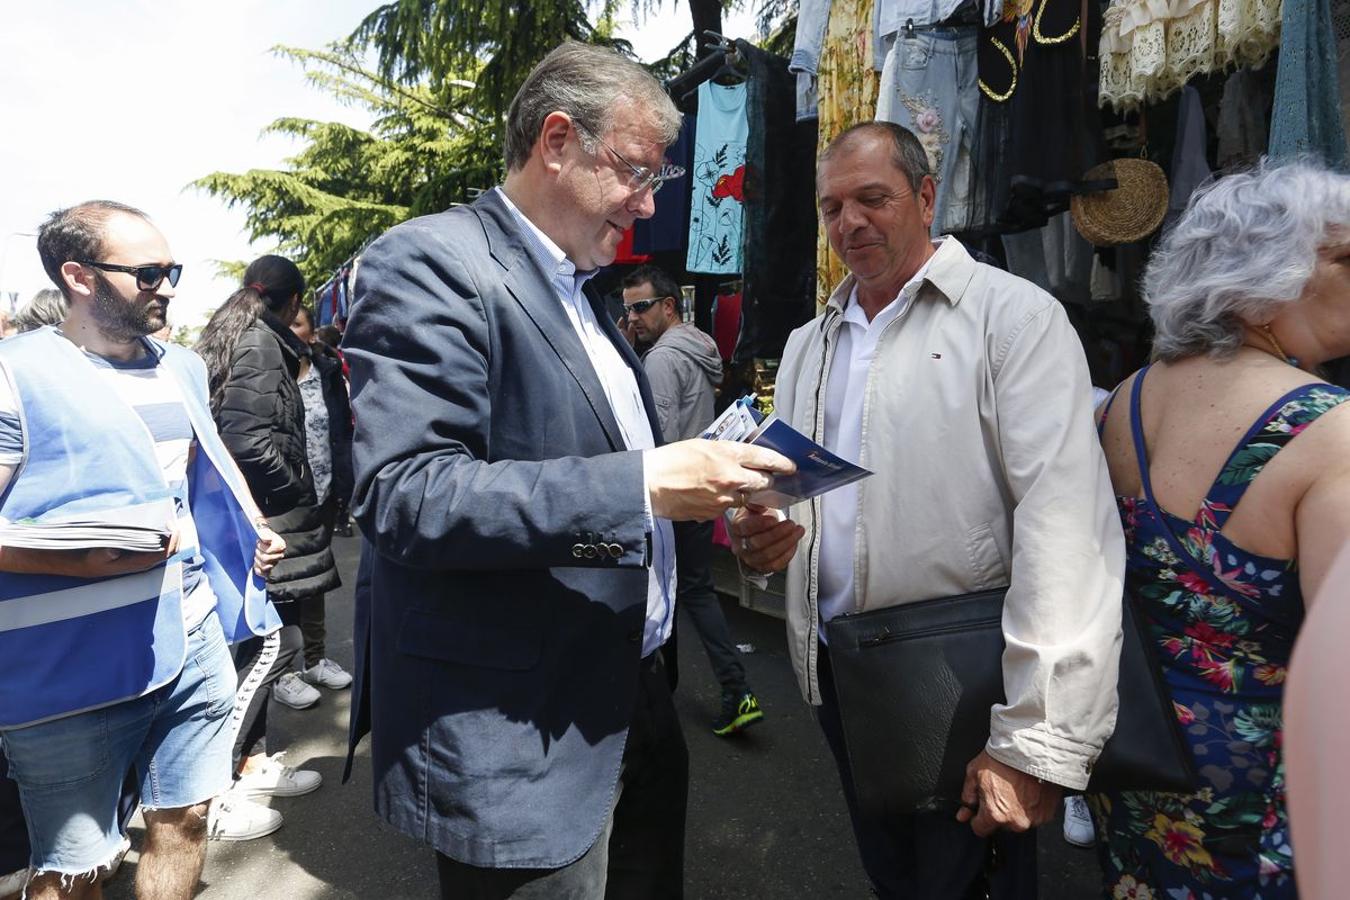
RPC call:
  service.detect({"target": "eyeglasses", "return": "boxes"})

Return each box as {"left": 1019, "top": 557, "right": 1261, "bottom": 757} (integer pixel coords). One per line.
{"left": 623, "top": 297, "right": 667, "bottom": 316}
{"left": 573, "top": 121, "right": 685, "bottom": 195}
{"left": 77, "top": 260, "right": 183, "bottom": 291}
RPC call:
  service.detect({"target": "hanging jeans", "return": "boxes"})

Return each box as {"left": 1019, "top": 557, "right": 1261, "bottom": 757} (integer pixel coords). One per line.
{"left": 876, "top": 29, "right": 980, "bottom": 236}
{"left": 790, "top": 0, "right": 834, "bottom": 121}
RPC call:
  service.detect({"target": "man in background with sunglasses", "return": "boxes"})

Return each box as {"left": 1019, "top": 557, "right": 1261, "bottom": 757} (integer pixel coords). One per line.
{"left": 0, "top": 201, "right": 285, "bottom": 900}
{"left": 621, "top": 264, "right": 766, "bottom": 738}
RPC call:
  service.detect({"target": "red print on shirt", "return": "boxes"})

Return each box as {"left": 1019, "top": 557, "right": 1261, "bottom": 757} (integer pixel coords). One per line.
{"left": 711, "top": 165, "right": 746, "bottom": 203}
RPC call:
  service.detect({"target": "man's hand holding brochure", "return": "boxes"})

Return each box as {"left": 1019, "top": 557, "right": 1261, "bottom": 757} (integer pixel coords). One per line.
{"left": 700, "top": 396, "right": 872, "bottom": 508}
{"left": 707, "top": 396, "right": 871, "bottom": 580}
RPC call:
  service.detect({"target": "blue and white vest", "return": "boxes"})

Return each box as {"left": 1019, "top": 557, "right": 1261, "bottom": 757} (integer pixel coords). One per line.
{"left": 0, "top": 328, "right": 279, "bottom": 729}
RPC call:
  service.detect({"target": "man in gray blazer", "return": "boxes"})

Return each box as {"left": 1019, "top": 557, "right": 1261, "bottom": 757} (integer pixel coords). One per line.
{"left": 341, "top": 42, "right": 793, "bottom": 899}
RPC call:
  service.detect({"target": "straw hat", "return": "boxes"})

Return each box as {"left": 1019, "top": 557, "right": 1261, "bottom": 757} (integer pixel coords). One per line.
{"left": 1070, "top": 158, "right": 1170, "bottom": 246}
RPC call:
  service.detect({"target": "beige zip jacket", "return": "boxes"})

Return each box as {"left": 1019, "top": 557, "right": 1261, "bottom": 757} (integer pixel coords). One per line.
{"left": 776, "top": 238, "right": 1125, "bottom": 790}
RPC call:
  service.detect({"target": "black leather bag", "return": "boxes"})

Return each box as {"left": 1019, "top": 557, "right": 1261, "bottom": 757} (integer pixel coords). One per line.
{"left": 823, "top": 588, "right": 1197, "bottom": 819}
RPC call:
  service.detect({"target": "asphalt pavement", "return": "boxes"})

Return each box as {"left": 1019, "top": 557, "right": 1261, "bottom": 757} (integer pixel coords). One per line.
{"left": 106, "top": 533, "right": 1102, "bottom": 899}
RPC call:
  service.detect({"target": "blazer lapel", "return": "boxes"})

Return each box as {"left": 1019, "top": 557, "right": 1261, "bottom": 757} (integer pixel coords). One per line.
{"left": 472, "top": 193, "right": 627, "bottom": 451}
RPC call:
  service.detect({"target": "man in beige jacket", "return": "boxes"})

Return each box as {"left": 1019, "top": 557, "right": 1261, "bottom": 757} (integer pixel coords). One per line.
{"left": 731, "top": 122, "right": 1125, "bottom": 898}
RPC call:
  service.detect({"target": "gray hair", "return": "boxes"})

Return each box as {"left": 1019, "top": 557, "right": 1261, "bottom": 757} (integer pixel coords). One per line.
{"left": 819, "top": 121, "right": 932, "bottom": 193}
{"left": 1146, "top": 159, "right": 1350, "bottom": 361}
{"left": 13, "top": 289, "right": 68, "bottom": 332}
{"left": 504, "top": 41, "right": 681, "bottom": 172}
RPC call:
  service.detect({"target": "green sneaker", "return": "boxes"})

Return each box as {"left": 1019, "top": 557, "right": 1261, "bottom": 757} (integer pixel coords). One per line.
{"left": 712, "top": 691, "right": 765, "bottom": 736}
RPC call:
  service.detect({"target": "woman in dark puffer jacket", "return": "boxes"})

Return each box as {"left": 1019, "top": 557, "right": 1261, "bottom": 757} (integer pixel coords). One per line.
{"left": 195, "top": 255, "right": 326, "bottom": 837}
{"left": 283, "top": 302, "right": 354, "bottom": 691}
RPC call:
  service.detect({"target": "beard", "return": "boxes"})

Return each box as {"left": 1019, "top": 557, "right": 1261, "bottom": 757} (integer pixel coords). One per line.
{"left": 91, "top": 273, "right": 167, "bottom": 341}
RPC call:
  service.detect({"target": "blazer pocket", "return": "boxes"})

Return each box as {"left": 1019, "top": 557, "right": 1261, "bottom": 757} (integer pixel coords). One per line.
{"left": 397, "top": 608, "right": 544, "bottom": 672}
{"left": 964, "top": 522, "right": 1005, "bottom": 589}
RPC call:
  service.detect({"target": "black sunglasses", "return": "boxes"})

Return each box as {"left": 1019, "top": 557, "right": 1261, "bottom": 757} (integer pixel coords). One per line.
{"left": 623, "top": 297, "right": 667, "bottom": 316}
{"left": 77, "top": 260, "right": 183, "bottom": 291}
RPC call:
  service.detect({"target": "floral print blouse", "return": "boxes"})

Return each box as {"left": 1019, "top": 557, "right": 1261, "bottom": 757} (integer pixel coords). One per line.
{"left": 1090, "top": 368, "right": 1349, "bottom": 900}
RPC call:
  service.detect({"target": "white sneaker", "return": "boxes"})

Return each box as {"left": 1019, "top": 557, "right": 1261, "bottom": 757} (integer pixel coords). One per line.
{"left": 235, "top": 752, "right": 322, "bottom": 798}
{"left": 208, "top": 791, "right": 283, "bottom": 841}
{"left": 1062, "top": 795, "right": 1096, "bottom": 848}
{"left": 0, "top": 867, "right": 29, "bottom": 900}
{"left": 300, "top": 658, "right": 352, "bottom": 690}
{"left": 273, "top": 672, "right": 320, "bottom": 709}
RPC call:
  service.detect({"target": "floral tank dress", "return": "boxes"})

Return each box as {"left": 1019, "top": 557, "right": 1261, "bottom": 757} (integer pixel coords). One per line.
{"left": 1089, "top": 366, "right": 1350, "bottom": 900}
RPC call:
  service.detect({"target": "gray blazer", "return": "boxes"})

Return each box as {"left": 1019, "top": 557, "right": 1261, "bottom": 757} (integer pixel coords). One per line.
{"left": 342, "top": 190, "right": 666, "bottom": 868}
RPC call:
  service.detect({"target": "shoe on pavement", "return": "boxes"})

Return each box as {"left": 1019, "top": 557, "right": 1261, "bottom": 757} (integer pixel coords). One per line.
{"left": 712, "top": 691, "right": 765, "bottom": 737}
{"left": 0, "top": 867, "right": 29, "bottom": 900}
{"left": 1062, "top": 795, "right": 1096, "bottom": 848}
{"left": 235, "top": 753, "right": 322, "bottom": 798}
{"left": 273, "top": 672, "right": 320, "bottom": 709}
{"left": 208, "top": 791, "right": 283, "bottom": 842}
{"left": 300, "top": 658, "right": 352, "bottom": 690}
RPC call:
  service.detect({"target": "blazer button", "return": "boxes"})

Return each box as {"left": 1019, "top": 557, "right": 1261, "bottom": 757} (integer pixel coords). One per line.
{"left": 583, "top": 544, "right": 598, "bottom": 559}
{"left": 571, "top": 544, "right": 585, "bottom": 558}
{"left": 606, "top": 543, "right": 623, "bottom": 559}
{"left": 627, "top": 629, "right": 641, "bottom": 643}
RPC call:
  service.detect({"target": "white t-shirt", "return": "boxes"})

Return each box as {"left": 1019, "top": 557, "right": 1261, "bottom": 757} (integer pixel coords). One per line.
{"left": 0, "top": 344, "right": 218, "bottom": 629}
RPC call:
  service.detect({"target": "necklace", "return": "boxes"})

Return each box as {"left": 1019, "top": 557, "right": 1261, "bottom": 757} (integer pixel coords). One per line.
{"left": 1257, "top": 324, "right": 1300, "bottom": 368}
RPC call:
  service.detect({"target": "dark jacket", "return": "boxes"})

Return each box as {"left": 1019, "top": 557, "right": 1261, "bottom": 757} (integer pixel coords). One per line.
{"left": 212, "top": 312, "right": 338, "bottom": 600}
{"left": 342, "top": 189, "right": 661, "bottom": 869}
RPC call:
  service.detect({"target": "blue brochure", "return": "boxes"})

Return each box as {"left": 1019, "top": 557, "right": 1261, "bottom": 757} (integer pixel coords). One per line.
{"left": 744, "top": 417, "right": 872, "bottom": 508}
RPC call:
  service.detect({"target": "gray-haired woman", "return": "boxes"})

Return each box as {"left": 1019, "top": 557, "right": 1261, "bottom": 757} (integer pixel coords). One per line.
{"left": 1088, "top": 160, "right": 1350, "bottom": 898}
{"left": 11, "top": 289, "right": 67, "bottom": 333}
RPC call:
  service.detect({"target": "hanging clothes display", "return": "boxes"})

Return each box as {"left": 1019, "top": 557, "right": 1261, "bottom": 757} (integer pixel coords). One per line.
{"left": 968, "top": 0, "right": 1106, "bottom": 234}
{"left": 633, "top": 118, "right": 694, "bottom": 255}
{"left": 790, "top": 0, "right": 834, "bottom": 121}
{"left": 711, "top": 290, "right": 744, "bottom": 360}
{"left": 687, "top": 81, "right": 749, "bottom": 275}
{"left": 1165, "top": 86, "right": 1213, "bottom": 230}
{"left": 737, "top": 39, "right": 819, "bottom": 363}
{"left": 1001, "top": 211, "right": 1094, "bottom": 303}
{"left": 1097, "top": 0, "right": 1282, "bottom": 112}
{"left": 814, "top": 0, "right": 884, "bottom": 304}
{"left": 876, "top": 19, "right": 981, "bottom": 235}
{"left": 1269, "top": 0, "right": 1350, "bottom": 166}
{"left": 1217, "top": 65, "right": 1277, "bottom": 169}
{"left": 612, "top": 226, "right": 652, "bottom": 265}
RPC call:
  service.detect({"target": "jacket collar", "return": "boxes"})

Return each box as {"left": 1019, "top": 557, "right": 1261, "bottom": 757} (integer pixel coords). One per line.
{"left": 258, "top": 310, "right": 309, "bottom": 363}
{"left": 467, "top": 188, "right": 645, "bottom": 452}
{"left": 822, "top": 236, "right": 978, "bottom": 325}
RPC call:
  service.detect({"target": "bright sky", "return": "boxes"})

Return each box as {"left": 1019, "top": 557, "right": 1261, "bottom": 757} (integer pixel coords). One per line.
{"left": 0, "top": 1, "right": 760, "bottom": 329}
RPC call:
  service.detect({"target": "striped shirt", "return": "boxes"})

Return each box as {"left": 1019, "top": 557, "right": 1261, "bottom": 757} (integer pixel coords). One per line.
{"left": 0, "top": 342, "right": 217, "bottom": 629}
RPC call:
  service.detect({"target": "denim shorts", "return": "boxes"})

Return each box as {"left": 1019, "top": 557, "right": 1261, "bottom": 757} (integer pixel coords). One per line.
{"left": 0, "top": 609, "right": 236, "bottom": 875}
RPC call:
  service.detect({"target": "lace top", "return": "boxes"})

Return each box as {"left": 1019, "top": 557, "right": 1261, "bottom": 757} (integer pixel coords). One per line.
{"left": 1099, "top": 0, "right": 1282, "bottom": 111}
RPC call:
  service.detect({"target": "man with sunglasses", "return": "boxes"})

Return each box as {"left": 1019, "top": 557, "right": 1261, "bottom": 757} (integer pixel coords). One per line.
{"left": 342, "top": 41, "right": 794, "bottom": 899}
{"left": 621, "top": 265, "right": 767, "bottom": 738}
{"left": 0, "top": 201, "right": 285, "bottom": 900}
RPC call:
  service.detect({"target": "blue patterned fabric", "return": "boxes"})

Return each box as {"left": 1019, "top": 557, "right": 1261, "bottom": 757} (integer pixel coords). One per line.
{"left": 1269, "top": 0, "right": 1349, "bottom": 167}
